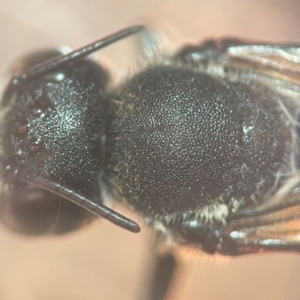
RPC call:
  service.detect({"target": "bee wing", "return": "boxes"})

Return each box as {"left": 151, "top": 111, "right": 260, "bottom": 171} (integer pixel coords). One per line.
{"left": 221, "top": 174, "right": 300, "bottom": 255}
{"left": 214, "top": 41, "right": 300, "bottom": 255}
{"left": 220, "top": 39, "right": 300, "bottom": 98}
{"left": 222, "top": 200, "right": 300, "bottom": 255}
{"left": 223, "top": 39, "right": 300, "bottom": 76}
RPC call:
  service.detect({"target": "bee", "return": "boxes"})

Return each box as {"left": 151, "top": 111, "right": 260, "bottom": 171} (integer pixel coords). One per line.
{"left": 1, "top": 25, "right": 300, "bottom": 257}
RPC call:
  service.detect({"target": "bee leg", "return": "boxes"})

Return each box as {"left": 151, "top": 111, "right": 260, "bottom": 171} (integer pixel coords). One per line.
{"left": 131, "top": 25, "right": 169, "bottom": 60}
{"left": 145, "top": 251, "right": 178, "bottom": 300}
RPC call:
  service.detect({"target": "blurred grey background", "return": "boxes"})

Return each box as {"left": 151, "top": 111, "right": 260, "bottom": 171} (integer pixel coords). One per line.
{"left": 1, "top": 1, "right": 300, "bottom": 299}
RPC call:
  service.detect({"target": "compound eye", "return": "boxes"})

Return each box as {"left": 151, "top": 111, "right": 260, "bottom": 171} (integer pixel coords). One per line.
{"left": 0, "top": 182, "right": 60, "bottom": 235}
{"left": 5, "top": 48, "right": 73, "bottom": 89}
{"left": 8, "top": 48, "right": 70, "bottom": 75}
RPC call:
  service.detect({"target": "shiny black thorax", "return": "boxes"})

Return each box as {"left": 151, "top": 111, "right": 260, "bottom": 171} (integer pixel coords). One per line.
{"left": 113, "top": 66, "right": 287, "bottom": 211}
{"left": 111, "top": 46, "right": 291, "bottom": 253}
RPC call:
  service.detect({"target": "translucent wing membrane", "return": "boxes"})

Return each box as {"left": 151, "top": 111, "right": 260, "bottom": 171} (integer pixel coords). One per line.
{"left": 224, "top": 203, "right": 300, "bottom": 254}
{"left": 212, "top": 39, "right": 300, "bottom": 254}
{"left": 221, "top": 39, "right": 300, "bottom": 95}
{"left": 224, "top": 173, "right": 300, "bottom": 254}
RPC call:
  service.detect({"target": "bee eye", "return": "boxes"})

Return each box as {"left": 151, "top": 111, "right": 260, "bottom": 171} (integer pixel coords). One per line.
{"left": 0, "top": 183, "right": 60, "bottom": 235}
{"left": 8, "top": 48, "right": 70, "bottom": 76}
{"left": 0, "top": 181, "right": 97, "bottom": 235}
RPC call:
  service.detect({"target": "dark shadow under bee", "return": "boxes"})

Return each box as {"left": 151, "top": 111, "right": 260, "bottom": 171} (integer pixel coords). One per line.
{"left": 1, "top": 25, "right": 300, "bottom": 256}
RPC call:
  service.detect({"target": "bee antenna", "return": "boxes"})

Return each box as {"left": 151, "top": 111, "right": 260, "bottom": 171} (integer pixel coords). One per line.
{"left": 20, "top": 175, "right": 141, "bottom": 233}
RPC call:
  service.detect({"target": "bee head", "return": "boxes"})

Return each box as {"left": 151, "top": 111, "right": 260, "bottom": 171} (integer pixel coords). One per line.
{"left": 0, "top": 49, "right": 110, "bottom": 195}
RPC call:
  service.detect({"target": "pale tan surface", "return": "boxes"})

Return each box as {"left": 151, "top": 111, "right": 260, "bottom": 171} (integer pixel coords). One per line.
{"left": 1, "top": 1, "right": 300, "bottom": 300}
